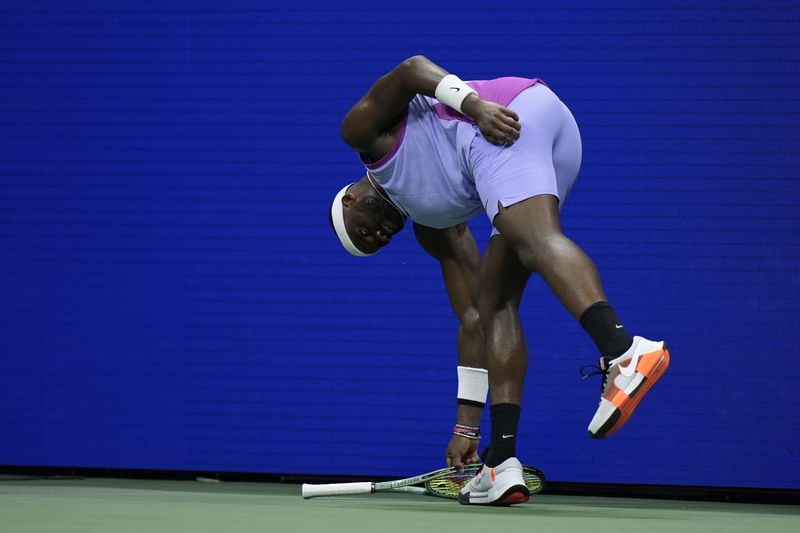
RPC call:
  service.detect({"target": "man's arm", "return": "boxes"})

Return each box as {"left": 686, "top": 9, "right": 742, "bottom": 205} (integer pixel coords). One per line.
{"left": 414, "top": 222, "right": 486, "bottom": 470}
{"left": 341, "top": 55, "right": 521, "bottom": 153}
{"left": 341, "top": 55, "right": 447, "bottom": 152}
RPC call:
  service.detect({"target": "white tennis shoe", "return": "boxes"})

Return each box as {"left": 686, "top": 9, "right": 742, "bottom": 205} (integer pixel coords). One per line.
{"left": 458, "top": 457, "right": 530, "bottom": 506}
{"left": 583, "top": 336, "right": 671, "bottom": 439}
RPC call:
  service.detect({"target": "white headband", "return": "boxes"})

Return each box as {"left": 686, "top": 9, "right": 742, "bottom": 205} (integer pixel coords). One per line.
{"left": 331, "top": 183, "right": 376, "bottom": 257}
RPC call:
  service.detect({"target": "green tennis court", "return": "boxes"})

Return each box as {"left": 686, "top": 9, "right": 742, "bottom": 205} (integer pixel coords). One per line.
{"left": 1, "top": 477, "right": 797, "bottom": 533}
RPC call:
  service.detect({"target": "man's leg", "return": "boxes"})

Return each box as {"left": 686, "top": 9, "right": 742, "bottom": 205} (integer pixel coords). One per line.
{"left": 459, "top": 233, "right": 531, "bottom": 506}
{"left": 478, "top": 234, "right": 531, "bottom": 406}
{"left": 491, "top": 194, "right": 603, "bottom": 319}
{"left": 492, "top": 194, "right": 669, "bottom": 438}
{"left": 478, "top": 234, "right": 530, "bottom": 467}
{"left": 491, "top": 194, "right": 633, "bottom": 356}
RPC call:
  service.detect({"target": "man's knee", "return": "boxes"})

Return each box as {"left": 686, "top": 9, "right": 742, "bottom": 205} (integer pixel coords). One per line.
{"left": 459, "top": 306, "right": 483, "bottom": 337}
{"left": 477, "top": 295, "right": 524, "bottom": 329}
{"left": 491, "top": 194, "right": 564, "bottom": 272}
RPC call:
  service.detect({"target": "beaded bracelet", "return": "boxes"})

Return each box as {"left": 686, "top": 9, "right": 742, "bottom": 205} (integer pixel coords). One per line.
{"left": 453, "top": 423, "right": 481, "bottom": 440}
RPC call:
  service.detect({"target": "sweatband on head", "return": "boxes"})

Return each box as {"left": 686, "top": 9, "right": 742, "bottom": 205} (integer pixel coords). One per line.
{"left": 435, "top": 74, "right": 478, "bottom": 114}
{"left": 457, "top": 366, "right": 489, "bottom": 407}
{"left": 331, "top": 183, "right": 375, "bottom": 257}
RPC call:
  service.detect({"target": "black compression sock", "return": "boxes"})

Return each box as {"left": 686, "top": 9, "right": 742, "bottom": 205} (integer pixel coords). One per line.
{"left": 579, "top": 301, "right": 634, "bottom": 357}
{"left": 484, "top": 403, "right": 521, "bottom": 467}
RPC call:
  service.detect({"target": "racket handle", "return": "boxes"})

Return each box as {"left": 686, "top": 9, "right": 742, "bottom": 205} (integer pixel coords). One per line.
{"left": 302, "top": 482, "right": 373, "bottom": 498}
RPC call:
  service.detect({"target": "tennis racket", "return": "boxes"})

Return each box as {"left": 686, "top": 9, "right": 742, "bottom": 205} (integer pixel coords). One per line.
{"left": 301, "top": 463, "right": 544, "bottom": 499}
{"left": 393, "top": 463, "right": 544, "bottom": 499}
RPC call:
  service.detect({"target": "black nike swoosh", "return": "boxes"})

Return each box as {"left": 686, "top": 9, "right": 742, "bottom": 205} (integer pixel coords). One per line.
{"left": 450, "top": 87, "right": 460, "bottom": 92}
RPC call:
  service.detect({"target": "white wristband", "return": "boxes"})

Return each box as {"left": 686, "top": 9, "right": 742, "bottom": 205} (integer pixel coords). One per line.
{"left": 435, "top": 74, "right": 477, "bottom": 114}
{"left": 457, "top": 366, "right": 489, "bottom": 405}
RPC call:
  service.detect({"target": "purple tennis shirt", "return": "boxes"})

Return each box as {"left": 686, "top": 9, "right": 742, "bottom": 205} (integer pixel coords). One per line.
{"left": 360, "top": 77, "right": 544, "bottom": 228}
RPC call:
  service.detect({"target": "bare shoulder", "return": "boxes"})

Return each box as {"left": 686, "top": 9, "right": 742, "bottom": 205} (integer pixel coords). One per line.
{"left": 341, "top": 90, "right": 406, "bottom": 155}
{"left": 361, "top": 119, "right": 404, "bottom": 162}
{"left": 341, "top": 57, "right": 425, "bottom": 155}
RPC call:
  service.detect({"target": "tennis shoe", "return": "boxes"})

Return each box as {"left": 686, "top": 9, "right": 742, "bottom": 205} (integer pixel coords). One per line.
{"left": 458, "top": 457, "right": 530, "bottom": 506}
{"left": 583, "top": 336, "right": 670, "bottom": 439}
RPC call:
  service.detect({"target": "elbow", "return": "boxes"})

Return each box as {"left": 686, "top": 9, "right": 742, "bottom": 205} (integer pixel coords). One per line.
{"left": 399, "top": 55, "right": 428, "bottom": 72}
{"left": 403, "top": 54, "right": 428, "bottom": 65}
{"left": 391, "top": 55, "right": 433, "bottom": 95}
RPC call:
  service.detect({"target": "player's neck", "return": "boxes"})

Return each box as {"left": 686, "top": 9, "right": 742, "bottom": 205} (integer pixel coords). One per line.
{"left": 365, "top": 172, "right": 407, "bottom": 219}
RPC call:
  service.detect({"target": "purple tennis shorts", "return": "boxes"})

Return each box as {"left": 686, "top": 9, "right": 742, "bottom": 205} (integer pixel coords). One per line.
{"left": 469, "top": 83, "right": 583, "bottom": 235}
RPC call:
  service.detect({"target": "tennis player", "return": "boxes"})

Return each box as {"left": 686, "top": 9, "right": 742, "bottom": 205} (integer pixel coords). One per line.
{"left": 329, "top": 56, "right": 670, "bottom": 506}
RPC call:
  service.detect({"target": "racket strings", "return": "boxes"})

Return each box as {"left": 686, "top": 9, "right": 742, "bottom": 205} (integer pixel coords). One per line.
{"left": 522, "top": 471, "right": 544, "bottom": 493}
{"left": 423, "top": 466, "right": 544, "bottom": 499}
{"left": 425, "top": 472, "right": 476, "bottom": 498}
{"left": 422, "top": 464, "right": 481, "bottom": 498}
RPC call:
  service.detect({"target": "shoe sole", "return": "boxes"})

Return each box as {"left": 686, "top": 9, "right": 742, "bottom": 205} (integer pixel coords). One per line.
{"left": 458, "top": 485, "right": 531, "bottom": 506}
{"left": 589, "top": 344, "right": 670, "bottom": 439}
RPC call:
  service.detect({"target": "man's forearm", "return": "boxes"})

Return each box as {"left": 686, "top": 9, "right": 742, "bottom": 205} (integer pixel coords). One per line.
{"left": 455, "top": 310, "right": 487, "bottom": 427}
{"left": 413, "top": 224, "right": 488, "bottom": 434}
{"left": 341, "top": 56, "right": 459, "bottom": 151}
{"left": 393, "top": 55, "right": 451, "bottom": 99}
{"left": 400, "top": 56, "right": 482, "bottom": 117}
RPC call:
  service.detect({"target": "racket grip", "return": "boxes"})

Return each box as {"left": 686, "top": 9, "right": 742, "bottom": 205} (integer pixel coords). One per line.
{"left": 302, "top": 482, "right": 373, "bottom": 498}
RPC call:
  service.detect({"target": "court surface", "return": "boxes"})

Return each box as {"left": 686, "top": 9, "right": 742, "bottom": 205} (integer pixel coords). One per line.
{"left": 0, "top": 477, "right": 797, "bottom": 533}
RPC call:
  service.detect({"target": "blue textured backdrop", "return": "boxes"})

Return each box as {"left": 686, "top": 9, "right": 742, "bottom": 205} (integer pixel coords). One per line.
{"left": 0, "top": 1, "right": 798, "bottom": 489}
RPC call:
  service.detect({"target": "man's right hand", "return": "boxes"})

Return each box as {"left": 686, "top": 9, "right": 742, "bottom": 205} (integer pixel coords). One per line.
{"left": 461, "top": 94, "right": 521, "bottom": 146}
{"left": 445, "top": 434, "right": 481, "bottom": 472}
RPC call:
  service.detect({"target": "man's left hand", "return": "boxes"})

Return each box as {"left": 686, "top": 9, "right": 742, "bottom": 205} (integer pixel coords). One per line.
{"left": 445, "top": 434, "right": 481, "bottom": 472}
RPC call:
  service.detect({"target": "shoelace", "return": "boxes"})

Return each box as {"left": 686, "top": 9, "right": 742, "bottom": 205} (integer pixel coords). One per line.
{"left": 579, "top": 358, "right": 610, "bottom": 393}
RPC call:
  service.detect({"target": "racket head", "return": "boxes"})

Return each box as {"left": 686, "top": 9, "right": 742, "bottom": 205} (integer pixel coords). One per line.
{"left": 423, "top": 464, "right": 545, "bottom": 499}
{"left": 423, "top": 464, "right": 481, "bottom": 499}
{"left": 521, "top": 465, "right": 545, "bottom": 494}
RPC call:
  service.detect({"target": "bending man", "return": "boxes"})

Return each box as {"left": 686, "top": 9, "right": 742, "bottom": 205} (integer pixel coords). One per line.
{"left": 329, "top": 56, "right": 670, "bottom": 506}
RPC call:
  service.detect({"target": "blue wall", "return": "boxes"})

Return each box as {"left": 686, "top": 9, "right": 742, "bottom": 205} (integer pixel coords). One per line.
{"left": 0, "top": 1, "right": 798, "bottom": 489}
